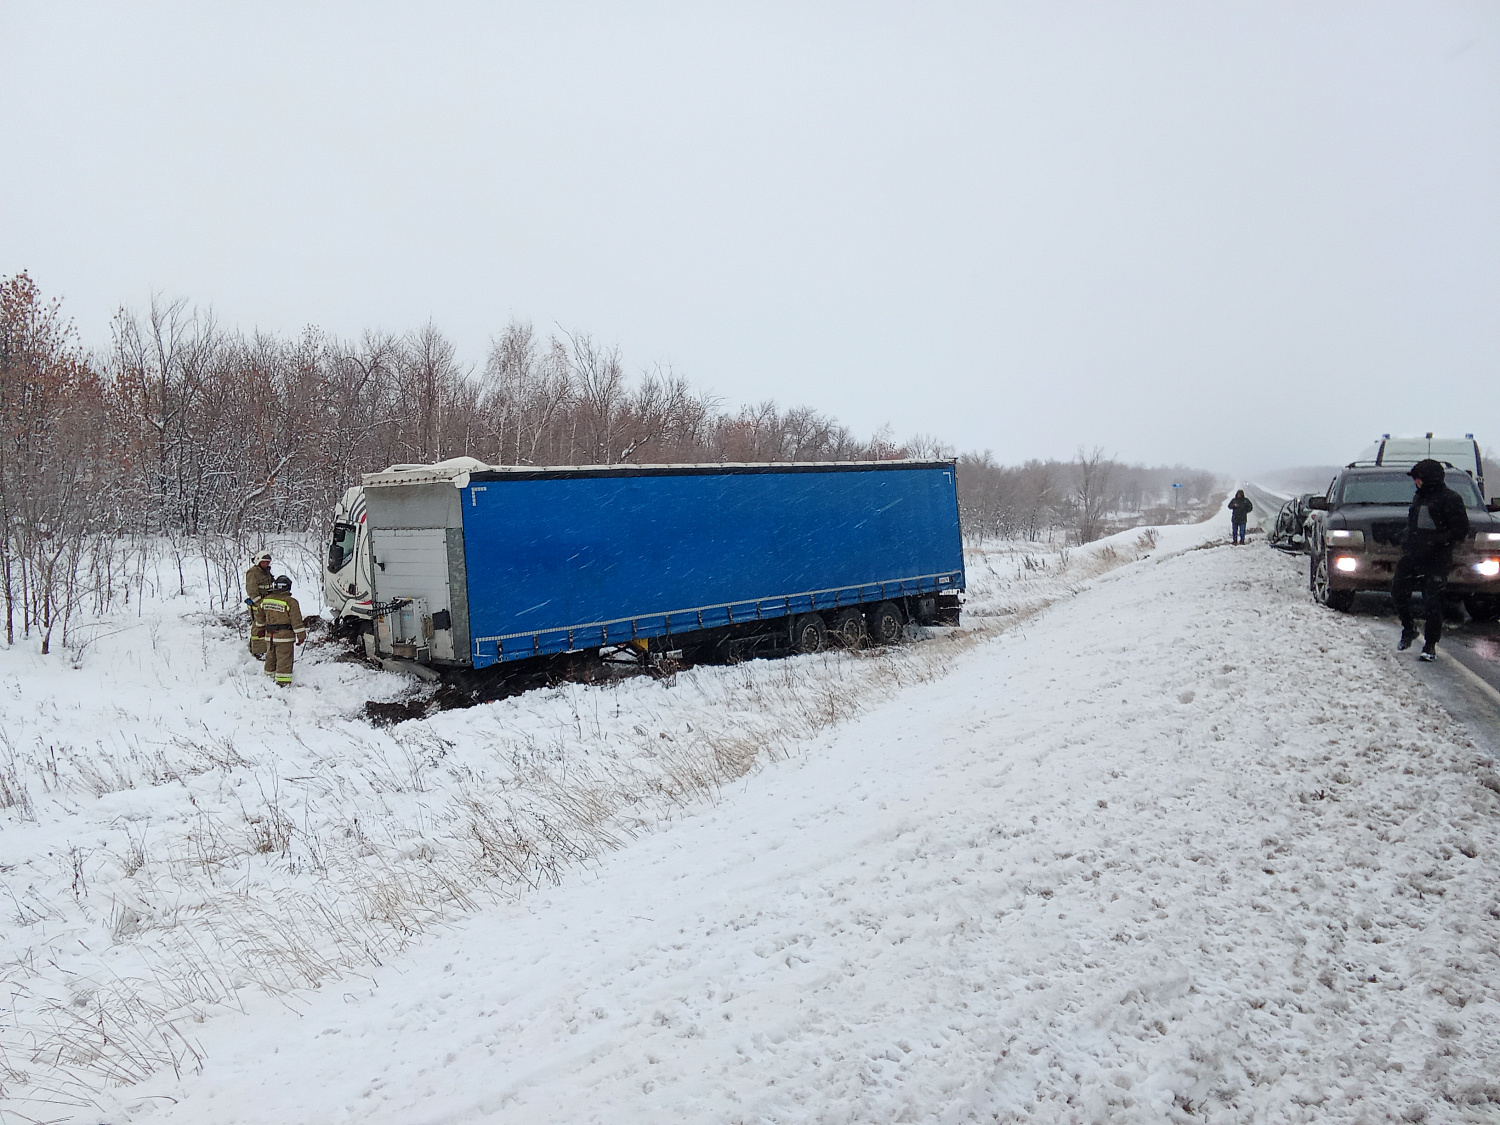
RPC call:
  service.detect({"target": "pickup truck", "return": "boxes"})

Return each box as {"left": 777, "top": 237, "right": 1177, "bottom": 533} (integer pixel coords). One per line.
{"left": 1306, "top": 464, "right": 1500, "bottom": 620}
{"left": 324, "top": 457, "right": 966, "bottom": 668}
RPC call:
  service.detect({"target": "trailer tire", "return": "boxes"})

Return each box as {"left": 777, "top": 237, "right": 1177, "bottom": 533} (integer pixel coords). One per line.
{"left": 792, "top": 613, "right": 827, "bottom": 653}
{"left": 830, "top": 608, "right": 868, "bottom": 649}
{"left": 868, "top": 601, "right": 904, "bottom": 646}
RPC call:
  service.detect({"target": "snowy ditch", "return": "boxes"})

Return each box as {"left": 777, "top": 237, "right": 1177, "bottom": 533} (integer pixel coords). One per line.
{"left": 0, "top": 525, "right": 1171, "bottom": 1116}
{"left": 95, "top": 510, "right": 1500, "bottom": 1122}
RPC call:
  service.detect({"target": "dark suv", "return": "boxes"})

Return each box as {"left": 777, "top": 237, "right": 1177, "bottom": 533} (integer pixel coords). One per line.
{"left": 1307, "top": 465, "right": 1500, "bottom": 619}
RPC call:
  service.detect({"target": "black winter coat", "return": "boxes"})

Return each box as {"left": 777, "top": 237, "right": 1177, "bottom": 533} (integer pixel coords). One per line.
{"left": 1404, "top": 482, "right": 1470, "bottom": 562}
{"left": 1227, "top": 496, "right": 1253, "bottom": 522}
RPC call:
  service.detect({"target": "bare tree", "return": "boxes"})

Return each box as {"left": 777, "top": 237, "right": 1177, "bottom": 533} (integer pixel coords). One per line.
{"left": 395, "top": 322, "right": 464, "bottom": 464}
{"left": 0, "top": 272, "right": 111, "bottom": 650}
{"left": 1072, "top": 446, "right": 1115, "bottom": 544}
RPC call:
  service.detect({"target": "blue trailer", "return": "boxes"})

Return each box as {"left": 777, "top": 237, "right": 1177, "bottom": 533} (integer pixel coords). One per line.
{"left": 331, "top": 459, "right": 964, "bottom": 669}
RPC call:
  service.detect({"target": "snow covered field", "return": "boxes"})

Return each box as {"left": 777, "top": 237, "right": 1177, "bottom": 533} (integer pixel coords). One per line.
{"left": 5, "top": 510, "right": 1500, "bottom": 1122}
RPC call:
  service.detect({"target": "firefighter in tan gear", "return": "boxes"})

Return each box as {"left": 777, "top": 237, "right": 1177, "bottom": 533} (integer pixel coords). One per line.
{"left": 244, "top": 552, "right": 275, "bottom": 657}
{"left": 258, "top": 575, "right": 307, "bottom": 686}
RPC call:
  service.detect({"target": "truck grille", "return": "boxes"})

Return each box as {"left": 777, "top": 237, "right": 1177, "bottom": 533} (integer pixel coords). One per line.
{"left": 1369, "top": 520, "right": 1406, "bottom": 547}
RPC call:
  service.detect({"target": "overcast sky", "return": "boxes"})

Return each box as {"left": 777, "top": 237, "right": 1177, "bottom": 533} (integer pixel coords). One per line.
{"left": 3, "top": 3, "right": 1497, "bottom": 474}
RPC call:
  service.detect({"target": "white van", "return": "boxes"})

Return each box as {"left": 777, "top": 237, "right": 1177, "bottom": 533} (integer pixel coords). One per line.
{"left": 1353, "top": 434, "right": 1484, "bottom": 495}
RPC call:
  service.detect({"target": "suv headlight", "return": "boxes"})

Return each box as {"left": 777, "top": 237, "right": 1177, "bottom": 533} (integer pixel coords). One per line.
{"left": 1483, "top": 532, "right": 1500, "bottom": 543}
{"left": 1477, "top": 559, "right": 1500, "bottom": 578}
{"left": 1327, "top": 529, "right": 1365, "bottom": 547}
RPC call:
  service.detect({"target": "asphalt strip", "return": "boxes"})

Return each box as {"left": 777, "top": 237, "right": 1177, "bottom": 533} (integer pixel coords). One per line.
{"left": 1366, "top": 618, "right": 1500, "bottom": 760}
{"left": 1439, "top": 645, "right": 1500, "bottom": 708}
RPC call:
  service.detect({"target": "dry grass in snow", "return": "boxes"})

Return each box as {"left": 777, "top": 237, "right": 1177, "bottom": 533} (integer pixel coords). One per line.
{"left": 0, "top": 522, "right": 1192, "bottom": 1120}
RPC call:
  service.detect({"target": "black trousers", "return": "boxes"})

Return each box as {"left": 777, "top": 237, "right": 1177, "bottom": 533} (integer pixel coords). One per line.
{"left": 1391, "top": 554, "right": 1450, "bottom": 645}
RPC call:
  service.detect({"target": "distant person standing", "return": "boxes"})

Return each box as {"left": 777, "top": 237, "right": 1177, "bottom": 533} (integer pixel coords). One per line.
{"left": 1228, "top": 490, "right": 1253, "bottom": 544}
{"left": 1392, "top": 458, "right": 1469, "bottom": 662}
{"left": 244, "top": 552, "right": 274, "bottom": 656}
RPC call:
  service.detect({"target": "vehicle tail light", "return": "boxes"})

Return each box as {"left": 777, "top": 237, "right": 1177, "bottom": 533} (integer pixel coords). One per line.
{"left": 1476, "top": 559, "right": 1500, "bottom": 577}
{"left": 1335, "top": 557, "right": 1358, "bottom": 573}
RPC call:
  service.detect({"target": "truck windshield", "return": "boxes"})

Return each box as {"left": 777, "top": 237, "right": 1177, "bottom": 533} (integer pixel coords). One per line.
{"left": 1340, "top": 473, "right": 1483, "bottom": 507}
{"left": 328, "top": 523, "right": 358, "bottom": 572}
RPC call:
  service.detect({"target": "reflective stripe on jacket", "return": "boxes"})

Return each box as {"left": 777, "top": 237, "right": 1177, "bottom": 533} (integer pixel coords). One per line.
{"left": 257, "top": 594, "right": 307, "bottom": 640}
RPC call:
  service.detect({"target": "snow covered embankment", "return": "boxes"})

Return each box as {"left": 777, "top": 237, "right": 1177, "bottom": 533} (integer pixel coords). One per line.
{"left": 0, "top": 523, "right": 1182, "bottom": 1117}
{"left": 119, "top": 523, "right": 1500, "bottom": 1123}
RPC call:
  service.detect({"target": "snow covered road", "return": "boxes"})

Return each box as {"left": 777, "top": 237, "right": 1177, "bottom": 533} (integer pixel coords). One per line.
{"left": 121, "top": 533, "right": 1500, "bottom": 1123}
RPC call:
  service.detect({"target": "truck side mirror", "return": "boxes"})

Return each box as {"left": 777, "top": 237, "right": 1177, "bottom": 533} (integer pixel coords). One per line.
{"left": 1308, "top": 496, "right": 1330, "bottom": 510}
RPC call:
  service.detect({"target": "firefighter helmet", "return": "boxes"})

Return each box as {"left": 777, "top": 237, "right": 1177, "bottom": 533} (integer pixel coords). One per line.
{"left": 272, "top": 574, "right": 293, "bottom": 592}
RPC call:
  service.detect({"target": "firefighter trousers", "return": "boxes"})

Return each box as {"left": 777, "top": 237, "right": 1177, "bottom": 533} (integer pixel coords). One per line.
{"left": 263, "top": 635, "right": 296, "bottom": 685}
{"left": 248, "top": 606, "right": 268, "bottom": 657}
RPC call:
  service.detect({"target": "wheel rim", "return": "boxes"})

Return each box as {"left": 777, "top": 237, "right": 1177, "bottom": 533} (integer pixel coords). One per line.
{"left": 1312, "top": 553, "right": 1330, "bottom": 604}
{"left": 837, "top": 614, "right": 864, "bottom": 647}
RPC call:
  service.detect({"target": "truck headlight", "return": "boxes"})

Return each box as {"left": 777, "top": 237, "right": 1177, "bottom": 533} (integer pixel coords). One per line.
{"left": 1334, "top": 556, "right": 1359, "bottom": 573}
{"left": 1327, "top": 529, "right": 1364, "bottom": 547}
{"left": 1484, "top": 532, "right": 1500, "bottom": 543}
{"left": 1476, "top": 559, "right": 1500, "bottom": 577}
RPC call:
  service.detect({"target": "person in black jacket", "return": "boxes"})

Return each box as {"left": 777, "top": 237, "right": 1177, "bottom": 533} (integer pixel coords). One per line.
{"left": 1227, "top": 490, "right": 1253, "bottom": 544}
{"left": 1392, "top": 458, "right": 1470, "bottom": 661}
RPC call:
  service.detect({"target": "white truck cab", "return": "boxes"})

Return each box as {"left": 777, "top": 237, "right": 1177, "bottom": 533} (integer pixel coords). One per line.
{"left": 324, "top": 485, "right": 374, "bottom": 637}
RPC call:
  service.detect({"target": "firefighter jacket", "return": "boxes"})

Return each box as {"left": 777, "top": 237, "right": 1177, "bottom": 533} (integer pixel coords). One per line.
{"left": 1404, "top": 482, "right": 1470, "bottom": 564}
{"left": 245, "top": 564, "right": 276, "bottom": 602}
{"left": 258, "top": 592, "right": 307, "bottom": 641}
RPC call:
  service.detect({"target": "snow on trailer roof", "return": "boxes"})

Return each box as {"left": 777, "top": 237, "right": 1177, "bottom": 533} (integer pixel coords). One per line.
{"left": 361, "top": 458, "right": 957, "bottom": 488}
{"left": 361, "top": 457, "right": 490, "bottom": 486}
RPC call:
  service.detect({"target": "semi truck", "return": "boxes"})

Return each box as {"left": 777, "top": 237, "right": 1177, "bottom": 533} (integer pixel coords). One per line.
{"left": 324, "top": 458, "right": 965, "bottom": 670}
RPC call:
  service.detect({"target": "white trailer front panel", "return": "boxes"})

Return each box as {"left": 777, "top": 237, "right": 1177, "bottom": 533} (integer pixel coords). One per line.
{"left": 370, "top": 527, "right": 457, "bottom": 663}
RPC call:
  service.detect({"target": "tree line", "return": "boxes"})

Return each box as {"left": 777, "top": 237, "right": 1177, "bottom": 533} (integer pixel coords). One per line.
{"left": 952, "top": 448, "right": 1220, "bottom": 545}
{"left": 0, "top": 271, "right": 1217, "bottom": 650}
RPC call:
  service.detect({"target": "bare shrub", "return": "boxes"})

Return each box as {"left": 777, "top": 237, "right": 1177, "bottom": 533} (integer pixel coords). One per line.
{"left": 0, "top": 753, "right": 31, "bottom": 819}
{"left": 120, "top": 828, "right": 148, "bottom": 878}
{"left": 65, "top": 747, "right": 136, "bottom": 798}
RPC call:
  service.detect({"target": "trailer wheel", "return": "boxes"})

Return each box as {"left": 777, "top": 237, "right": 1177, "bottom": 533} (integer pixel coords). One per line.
{"left": 830, "top": 608, "right": 868, "bottom": 649}
{"left": 792, "top": 613, "right": 827, "bottom": 653}
{"left": 867, "top": 601, "right": 904, "bottom": 646}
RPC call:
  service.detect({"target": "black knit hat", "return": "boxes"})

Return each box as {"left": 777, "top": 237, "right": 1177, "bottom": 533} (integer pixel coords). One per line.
{"left": 1407, "top": 458, "right": 1445, "bottom": 483}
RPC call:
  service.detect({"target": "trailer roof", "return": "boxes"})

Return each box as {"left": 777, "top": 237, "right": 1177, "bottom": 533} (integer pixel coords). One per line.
{"left": 362, "top": 458, "right": 957, "bottom": 488}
